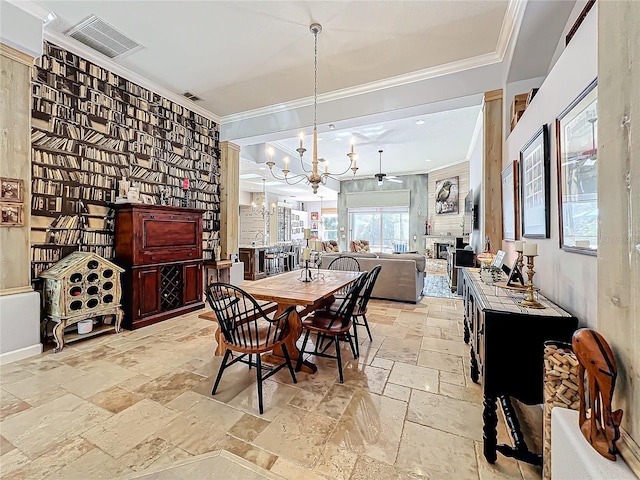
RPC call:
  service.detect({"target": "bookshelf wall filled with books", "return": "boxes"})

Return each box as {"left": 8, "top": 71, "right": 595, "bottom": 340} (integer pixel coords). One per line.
{"left": 30, "top": 41, "right": 221, "bottom": 281}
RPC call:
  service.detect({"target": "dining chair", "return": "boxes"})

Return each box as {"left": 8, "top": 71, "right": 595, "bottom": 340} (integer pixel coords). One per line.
{"left": 327, "top": 255, "right": 361, "bottom": 298}
{"left": 324, "top": 265, "right": 382, "bottom": 357}
{"left": 352, "top": 264, "right": 382, "bottom": 352}
{"left": 296, "top": 273, "right": 368, "bottom": 383}
{"left": 327, "top": 255, "right": 360, "bottom": 272}
{"left": 206, "top": 282, "right": 298, "bottom": 414}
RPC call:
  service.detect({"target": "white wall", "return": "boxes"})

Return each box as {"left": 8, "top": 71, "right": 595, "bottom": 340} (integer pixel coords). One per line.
{"left": 0, "top": 1, "right": 43, "bottom": 57}
{"left": 548, "top": 0, "right": 594, "bottom": 73}
{"left": 504, "top": 4, "right": 598, "bottom": 327}
{"left": 468, "top": 115, "right": 484, "bottom": 254}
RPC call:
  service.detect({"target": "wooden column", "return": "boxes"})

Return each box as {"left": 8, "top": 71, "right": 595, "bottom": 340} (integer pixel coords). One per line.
{"left": 597, "top": 0, "right": 640, "bottom": 461}
{"left": 482, "top": 89, "right": 503, "bottom": 253}
{"left": 0, "top": 44, "right": 34, "bottom": 295}
{"left": 219, "top": 141, "right": 240, "bottom": 260}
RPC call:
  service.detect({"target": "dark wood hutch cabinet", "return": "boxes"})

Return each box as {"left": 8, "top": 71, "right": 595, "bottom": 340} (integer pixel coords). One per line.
{"left": 115, "top": 204, "right": 204, "bottom": 329}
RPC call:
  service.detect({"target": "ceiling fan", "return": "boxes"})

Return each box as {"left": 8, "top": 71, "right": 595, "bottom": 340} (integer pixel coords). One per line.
{"left": 375, "top": 150, "right": 403, "bottom": 186}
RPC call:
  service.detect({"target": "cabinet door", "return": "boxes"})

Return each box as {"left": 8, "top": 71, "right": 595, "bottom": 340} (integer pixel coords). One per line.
{"left": 183, "top": 262, "right": 202, "bottom": 305}
{"left": 138, "top": 267, "right": 160, "bottom": 317}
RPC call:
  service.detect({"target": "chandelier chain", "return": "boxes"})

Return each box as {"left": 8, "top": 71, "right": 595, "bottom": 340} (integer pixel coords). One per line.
{"left": 313, "top": 28, "right": 318, "bottom": 129}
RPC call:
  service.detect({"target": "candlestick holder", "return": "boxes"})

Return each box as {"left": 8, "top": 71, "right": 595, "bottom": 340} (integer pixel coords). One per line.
{"left": 516, "top": 251, "right": 524, "bottom": 274}
{"left": 312, "top": 251, "right": 325, "bottom": 280}
{"left": 299, "top": 238, "right": 313, "bottom": 282}
{"left": 520, "top": 254, "right": 545, "bottom": 309}
{"left": 299, "top": 260, "right": 313, "bottom": 282}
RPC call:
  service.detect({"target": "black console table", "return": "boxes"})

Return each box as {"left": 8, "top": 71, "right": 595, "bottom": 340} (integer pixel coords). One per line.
{"left": 460, "top": 268, "right": 578, "bottom": 465}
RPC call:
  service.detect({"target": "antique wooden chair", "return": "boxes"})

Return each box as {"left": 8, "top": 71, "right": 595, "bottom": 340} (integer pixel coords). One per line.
{"left": 206, "top": 283, "right": 297, "bottom": 414}
{"left": 296, "top": 273, "right": 367, "bottom": 383}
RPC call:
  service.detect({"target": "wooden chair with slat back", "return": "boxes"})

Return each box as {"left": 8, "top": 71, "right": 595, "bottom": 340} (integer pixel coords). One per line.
{"left": 296, "top": 272, "right": 368, "bottom": 383}
{"left": 327, "top": 255, "right": 361, "bottom": 298}
{"left": 206, "top": 283, "right": 297, "bottom": 414}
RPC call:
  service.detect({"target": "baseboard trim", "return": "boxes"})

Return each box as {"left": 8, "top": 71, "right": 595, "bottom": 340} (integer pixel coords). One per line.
{"left": 0, "top": 343, "right": 43, "bottom": 365}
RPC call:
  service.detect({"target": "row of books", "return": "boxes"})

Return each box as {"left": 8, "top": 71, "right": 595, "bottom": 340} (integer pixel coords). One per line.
{"left": 32, "top": 98, "right": 73, "bottom": 121}
{"left": 81, "top": 147, "right": 129, "bottom": 165}
{"left": 82, "top": 230, "right": 113, "bottom": 245}
{"left": 80, "top": 159, "right": 125, "bottom": 177}
{"left": 33, "top": 165, "right": 83, "bottom": 182}
{"left": 192, "top": 191, "right": 219, "bottom": 203}
{"left": 80, "top": 245, "right": 114, "bottom": 259}
{"left": 32, "top": 195, "right": 62, "bottom": 212}
{"left": 32, "top": 129, "right": 75, "bottom": 151}
{"left": 130, "top": 165, "right": 164, "bottom": 183}
{"left": 47, "top": 216, "right": 82, "bottom": 244}
{"left": 32, "top": 150, "right": 80, "bottom": 169}
{"left": 203, "top": 220, "right": 221, "bottom": 231}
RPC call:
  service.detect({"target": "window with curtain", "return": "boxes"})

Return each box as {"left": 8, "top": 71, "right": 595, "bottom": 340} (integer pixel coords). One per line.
{"left": 348, "top": 206, "right": 409, "bottom": 253}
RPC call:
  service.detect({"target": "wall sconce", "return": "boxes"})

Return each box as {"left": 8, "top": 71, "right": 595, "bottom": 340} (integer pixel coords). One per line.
{"left": 417, "top": 204, "right": 423, "bottom": 217}
{"left": 270, "top": 202, "right": 277, "bottom": 215}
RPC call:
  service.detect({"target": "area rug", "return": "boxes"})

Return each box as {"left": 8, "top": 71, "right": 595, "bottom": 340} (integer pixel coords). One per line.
{"left": 422, "top": 274, "right": 458, "bottom": 299}
{"left": 425, "top": 258, "right": 447, "bottom": 273}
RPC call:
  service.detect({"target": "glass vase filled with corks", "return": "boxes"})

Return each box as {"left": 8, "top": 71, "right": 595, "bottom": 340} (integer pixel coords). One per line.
{"left": 542, "top": 341, "right": 581, "bottom": 480}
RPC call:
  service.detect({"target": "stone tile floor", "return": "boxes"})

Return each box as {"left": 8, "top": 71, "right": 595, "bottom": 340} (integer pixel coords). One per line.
{"left": 0, "top": 294, "right": 542, "bottom": 480}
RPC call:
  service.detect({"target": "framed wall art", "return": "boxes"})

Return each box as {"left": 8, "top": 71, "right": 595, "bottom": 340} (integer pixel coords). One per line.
{"left": 1, "top": 203, "right": 23, "bottom": 226}
{"left": 520, "top": 125, "right": 550, "bottom": 238}
{"left": 435, "top": 176, "right": 459, "bottom": 214}
{"left": 310, "top": 212, "right": 319, "bottom": 221}
{"left": 501, "top": 161, "right": 518, "bottom": 241}
{"left": 556, "top": 79, "right": 598, "bottom": 255}
{"left": 0, "top": 178, "right": 23, "bottom": 202}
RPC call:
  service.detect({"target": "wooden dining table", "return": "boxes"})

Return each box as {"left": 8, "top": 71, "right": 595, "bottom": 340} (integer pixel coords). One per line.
{"left": 200, "top": 269, "right": 362, "bottom": 374}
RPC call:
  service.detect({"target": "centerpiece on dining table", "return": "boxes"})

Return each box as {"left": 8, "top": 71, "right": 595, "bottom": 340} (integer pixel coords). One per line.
{"left": 299, "top": 238, "right": 324, "bottom": 282}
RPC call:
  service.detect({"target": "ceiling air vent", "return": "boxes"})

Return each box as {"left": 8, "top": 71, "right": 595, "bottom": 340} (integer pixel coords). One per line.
{"left": 67, "top": 15, "right": 142, "bottom": 59}
{"left": 182, "top": 92, "right": 202, "bottom": 101}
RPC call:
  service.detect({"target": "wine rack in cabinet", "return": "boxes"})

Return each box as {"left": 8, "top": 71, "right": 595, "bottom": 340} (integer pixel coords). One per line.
{"left": 114, "top": 203, "right": 205, "bottom": 329}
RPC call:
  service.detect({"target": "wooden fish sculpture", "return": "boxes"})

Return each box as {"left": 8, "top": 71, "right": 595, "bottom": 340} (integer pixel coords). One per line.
{"left": 572, "top": 328, "right": 623, "bottom": 461}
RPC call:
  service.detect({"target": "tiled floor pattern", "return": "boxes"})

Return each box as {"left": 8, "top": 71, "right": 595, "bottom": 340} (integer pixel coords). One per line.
{"left": 0, "top": 294, "right": 542, "bottom": 480}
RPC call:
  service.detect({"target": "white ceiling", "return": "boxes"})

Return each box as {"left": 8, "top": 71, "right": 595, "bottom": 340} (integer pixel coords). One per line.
{"left": 32, "top": 0, "right": 508, "bottom": 116}
{"left": 15, "top": 0, "right": 575, "bottom": 198}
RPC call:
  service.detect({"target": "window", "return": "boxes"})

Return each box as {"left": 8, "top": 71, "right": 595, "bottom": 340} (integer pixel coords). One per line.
{"left": 349, "top": 207, "right": 409, "bottom": 253}
{"left": 322, "top": 212, "right": 338, "bottom": 241}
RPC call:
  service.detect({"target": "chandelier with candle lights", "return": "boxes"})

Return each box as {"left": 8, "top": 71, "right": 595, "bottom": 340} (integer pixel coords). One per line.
{"left": 251, "top": 179, "right": 270, "bottom": 219}
{"left": 266, "top": 23, "right": 358, "bottom": 194}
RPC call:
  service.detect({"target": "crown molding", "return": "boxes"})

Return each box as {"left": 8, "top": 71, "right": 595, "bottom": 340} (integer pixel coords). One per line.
{"left": 221, "top": 51, "right": 502, "bottom": 124}
{"left": 0, "top": 43, "right": 34, "bottom": 65}
{"left": 42, "top": 31, "right": 222, "bottom": 125}
{"left": 222, "top": 0, "right": 525, "bottom": 125}
{"left": 495, "top": 0, "right": 528, "bottom": 62}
